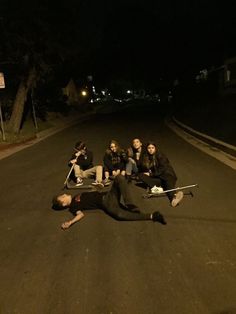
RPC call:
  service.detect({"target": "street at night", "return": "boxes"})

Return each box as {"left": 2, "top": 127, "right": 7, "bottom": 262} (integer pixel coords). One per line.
{"left": 1, "top": 1, "right": 236, "bottom": 313}
{"left": 0, "top": 107, "right": 236, "bottom": 314}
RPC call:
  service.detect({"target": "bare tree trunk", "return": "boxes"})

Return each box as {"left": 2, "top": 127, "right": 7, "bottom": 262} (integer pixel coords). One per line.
{"left": 9, "top": 68, "right": 36, "bottom": 134}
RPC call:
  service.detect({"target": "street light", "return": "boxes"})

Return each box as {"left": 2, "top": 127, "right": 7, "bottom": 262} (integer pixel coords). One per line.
{"left": 81, "top": 90, "right": 87, "bottom": 97}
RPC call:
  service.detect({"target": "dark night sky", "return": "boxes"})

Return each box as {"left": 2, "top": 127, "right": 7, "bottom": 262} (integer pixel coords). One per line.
{"left": 96, "top": 1, "right": 236, "bottom": 81}
{"left": 1, "top": 0, "right": 236, "bottom": 84}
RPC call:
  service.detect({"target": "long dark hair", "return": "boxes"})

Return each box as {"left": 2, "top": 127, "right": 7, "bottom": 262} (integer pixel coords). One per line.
{"left": 142, "top": 141, "right": 157, "bottom": 169}
{"left": 106, "top": 139, "right": 123, "bottom": 155}
{"left": 146, "top": 141, "right": 157, "bottom": 151}
{"left": 75, "top": 141, "right": 86, "bottom": 151}
{"left": 52, "top": 195, "right": 67, "bottom": 211}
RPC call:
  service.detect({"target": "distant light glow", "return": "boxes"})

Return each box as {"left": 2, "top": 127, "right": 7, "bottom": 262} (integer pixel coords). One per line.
{"left": 81, "top": 90, "right": 87, "bottom": 96}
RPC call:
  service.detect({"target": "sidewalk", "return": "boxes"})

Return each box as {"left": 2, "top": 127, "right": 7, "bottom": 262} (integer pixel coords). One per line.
{"left": 0, "top": 110, "right": 96, "bottom": 160}
{"left": 0, "top": 100, "right": 136, "bottom": 160}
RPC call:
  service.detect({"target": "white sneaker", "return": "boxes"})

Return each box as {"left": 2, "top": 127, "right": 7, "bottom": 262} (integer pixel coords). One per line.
{"left": 171, "top": 191, "right": 184, "bottom": 207}
{"left": 151, "top": 185, "right": 164, "bottom": 194}
{"left": 103, "top": 178, "right": 111, "bottom": 186}
{"left": 92, "top": 181, "right": 104, "bottom": 188}
{"left": 76, "top": 177, "right": 83, "bottom": 186}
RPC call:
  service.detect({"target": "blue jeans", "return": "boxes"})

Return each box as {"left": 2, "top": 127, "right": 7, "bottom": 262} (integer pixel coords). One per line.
{"left": 126, "top": 159, "right": 138, "bottom": 175}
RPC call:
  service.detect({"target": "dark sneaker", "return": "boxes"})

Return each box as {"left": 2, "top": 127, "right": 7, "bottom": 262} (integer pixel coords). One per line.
{"left": 152, "top": 211, "right": 167, "bottom": 225}
{"left": 76, "top": 177, "right": 83, "bottom": 186}
{"left": 171, "top": 191, "right": 184, "bottom": 207}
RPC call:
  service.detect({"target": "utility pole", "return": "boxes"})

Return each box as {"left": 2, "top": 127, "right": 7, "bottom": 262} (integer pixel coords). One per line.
{"left": 0, "top": 72, "right": 6, "bottom": 141}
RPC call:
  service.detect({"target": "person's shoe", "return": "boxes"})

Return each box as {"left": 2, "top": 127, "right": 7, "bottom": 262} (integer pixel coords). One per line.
{"left": 92, "top": 181, "right": 104, "bottom": 188}
{"left": 103, "top": 178, "right": 111, "bottom": 186}
{"left": 76, "top": 177, "right": 83, "bottom": 186}
{"left": 171, "top": 191, "right": 184, "bottom": 207}
{"left": 151, "top": 185, "right": 164, "bottom": 194}
{"left": 152, "top": 211, "right": 167, "bottom": 225}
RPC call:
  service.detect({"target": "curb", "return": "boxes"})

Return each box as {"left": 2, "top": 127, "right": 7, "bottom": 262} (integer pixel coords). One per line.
{"left": 172, "top": 117, "right": 236, "bottom": 157}
{"left": 166, "top": 117, "right": 236, "bottom": 170}
{"left": 36, "top": 111, "right": 95, "bottom": 139}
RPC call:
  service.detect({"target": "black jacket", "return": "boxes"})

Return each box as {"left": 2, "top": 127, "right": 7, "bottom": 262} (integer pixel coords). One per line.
{"left": 103, "top": 150, "right": 127, "bottom": 172}
{"left": 140, "top": 151, "right": 177, "bottom": 180}
{"left": 69, "top": 150, "right": 94, "bottom": 170}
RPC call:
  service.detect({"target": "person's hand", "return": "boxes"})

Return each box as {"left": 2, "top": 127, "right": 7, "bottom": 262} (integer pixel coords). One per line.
{"left": 113, "top": 170, "right": 120, "bottom": 176}
{"left": 70, "top": 159, "right": 77, "bottom": 164}
{"left": 144, "top": 172, "right": 150, "bottom": 176}
{"left": 61, "top": 221, "right": 72, "bottom": 230}
{"left": 75, "top": 151, "right": 82, "bottom": 157}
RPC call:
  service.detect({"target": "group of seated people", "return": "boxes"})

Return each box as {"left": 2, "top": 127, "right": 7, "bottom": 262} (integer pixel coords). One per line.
{"left": 68, "top": 138, "right": 183, "bottom": 207}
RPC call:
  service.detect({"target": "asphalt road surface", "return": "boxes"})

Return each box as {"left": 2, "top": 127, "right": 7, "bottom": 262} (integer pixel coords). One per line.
{"left": 0, "top": 105, "right": 236, "bottom": 314}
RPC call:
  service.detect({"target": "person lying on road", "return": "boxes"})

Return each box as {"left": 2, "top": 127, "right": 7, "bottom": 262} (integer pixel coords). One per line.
{"left": 52, "top": 175, "right": 166, "bottom": 229}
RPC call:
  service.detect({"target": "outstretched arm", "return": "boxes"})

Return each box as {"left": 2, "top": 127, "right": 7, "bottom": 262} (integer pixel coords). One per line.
{"left": 61, "top": 211, "right": 84, "bottom": 230}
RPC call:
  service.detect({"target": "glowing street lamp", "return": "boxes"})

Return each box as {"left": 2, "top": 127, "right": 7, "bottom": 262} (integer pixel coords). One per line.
{"left": 81, "top": 90, "right": 87, "bottom": 97}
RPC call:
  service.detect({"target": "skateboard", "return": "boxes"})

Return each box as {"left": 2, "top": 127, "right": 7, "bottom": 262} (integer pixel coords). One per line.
{"left": 64, "top": 177, "right": 94, "bottom": 190}
{"left": 66, "top": 182, "right": 94, "bottom": 190}
{"left": 65, "top": 178, "right": 111, "bottom": 190}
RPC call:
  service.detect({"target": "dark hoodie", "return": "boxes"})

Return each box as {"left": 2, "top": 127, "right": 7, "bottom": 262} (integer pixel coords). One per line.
{"left": 69, "top": 150, "right": 94, "bottom": 170}
{"left": 103, "top": 150, "right": 127, "bottom": 172}
{"left": 140, "top": 151, "right": 177, "bottom": 181}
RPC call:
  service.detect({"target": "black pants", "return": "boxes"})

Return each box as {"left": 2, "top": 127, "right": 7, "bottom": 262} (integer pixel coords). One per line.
{"left": 138, "top": 173, "right": 177, "bottom": 201}
{"left": 102, "top": 175, "right": 151, "bottom": 221}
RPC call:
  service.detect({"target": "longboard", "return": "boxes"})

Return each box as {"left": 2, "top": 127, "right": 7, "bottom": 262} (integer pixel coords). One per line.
{"left": 142, "top": 184, "right": 198, "bottom": 199}
{"left": 65, "top": 179, "right": 111, "bottom": 190}
{"left": 64, "top": 178, "right": 94, "bottom": 190}
{"left": 66, "top": 182, "right": 94, "bottom": 190}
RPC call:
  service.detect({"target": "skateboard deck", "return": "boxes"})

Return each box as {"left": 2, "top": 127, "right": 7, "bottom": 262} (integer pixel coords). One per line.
{"left": 65, "top": 178, "right": 111, "bottom": 190}
{"left": 65, "top": 178, "right": 94, "bottom": 190}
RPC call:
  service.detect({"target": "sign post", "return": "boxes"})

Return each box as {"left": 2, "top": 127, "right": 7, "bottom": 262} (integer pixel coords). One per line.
{"left": 0, "top": 72, "right": 6, "bottom": 141}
